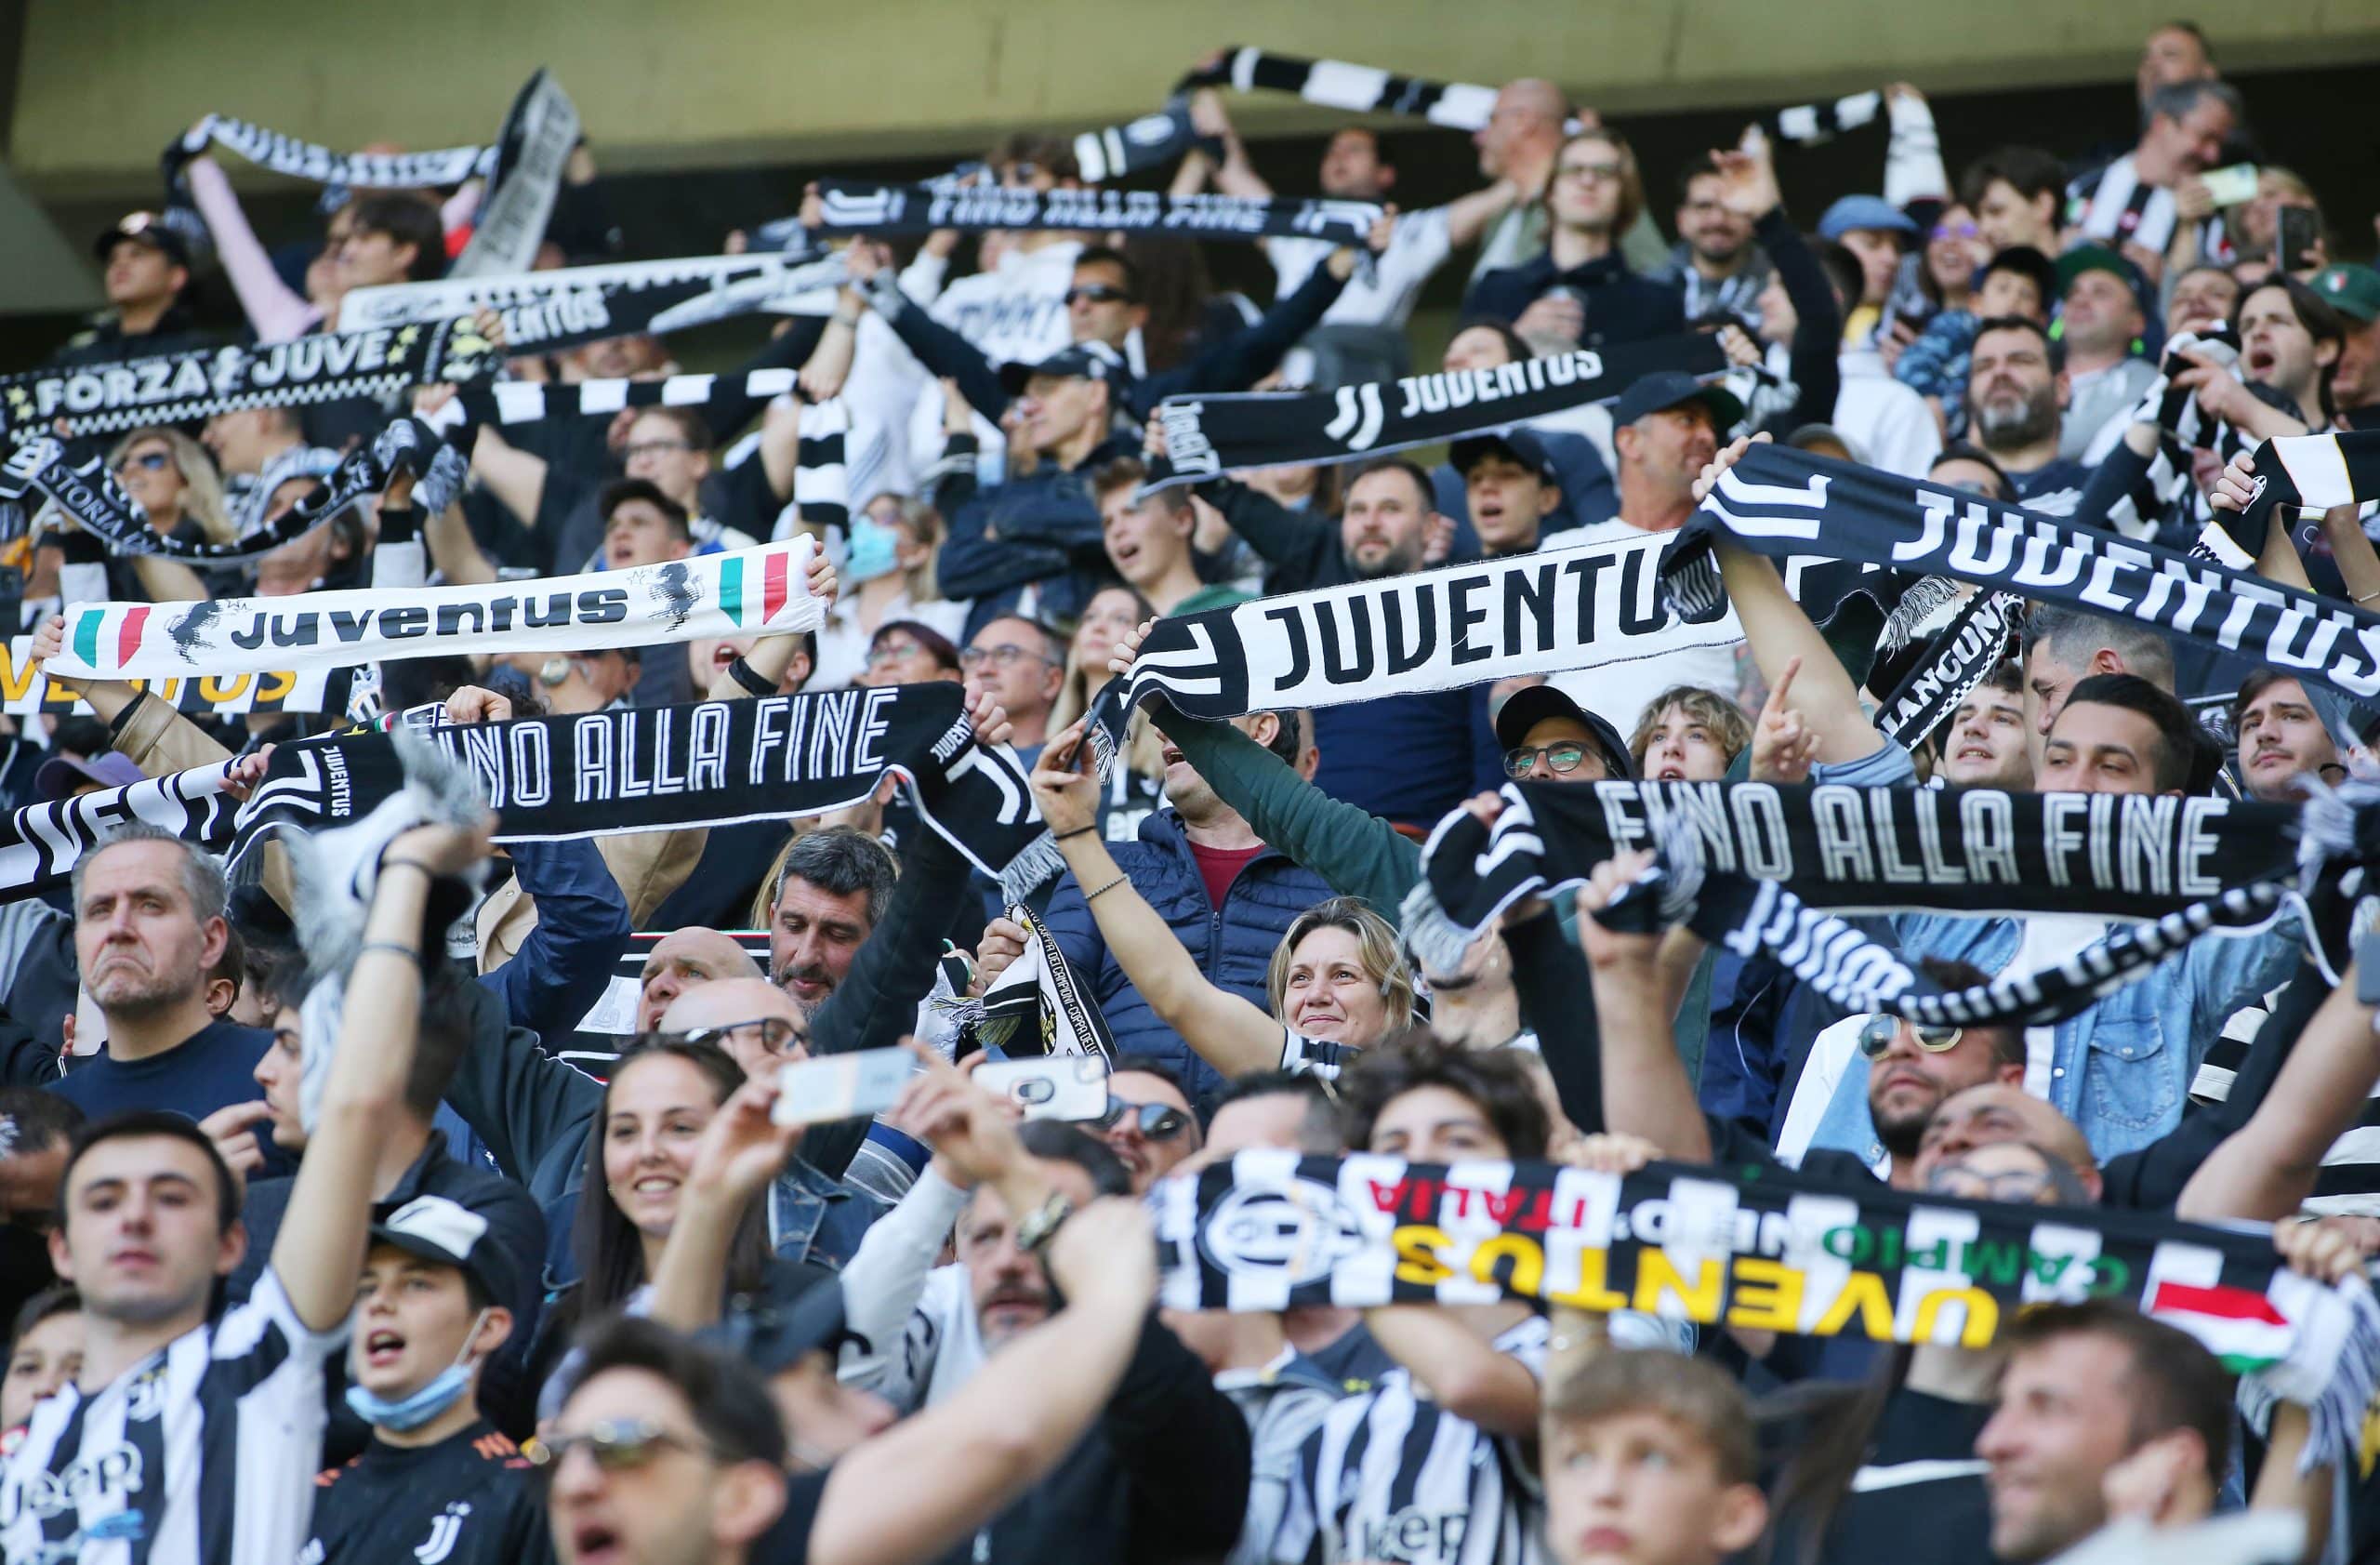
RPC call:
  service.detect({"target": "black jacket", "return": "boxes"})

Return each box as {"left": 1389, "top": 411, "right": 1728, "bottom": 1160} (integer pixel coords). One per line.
{"left": 307, "top": 1419, "right": 551, "bottom": 1565}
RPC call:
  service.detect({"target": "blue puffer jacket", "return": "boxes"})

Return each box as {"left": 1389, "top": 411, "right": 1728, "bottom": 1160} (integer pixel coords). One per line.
{"left": 1042, "top": 808, "right": 1335, "bottom": 1099}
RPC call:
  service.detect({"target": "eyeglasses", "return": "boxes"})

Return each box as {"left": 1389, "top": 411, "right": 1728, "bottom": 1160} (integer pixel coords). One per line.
{"left": 1930, "top": 221, "right": 1982, "bottom": 243}
{"left": 959, "top": 644, "right": 1057, "bottom": 671}
{"left": 114, "top": 452, "right": 172, "bottom": 473}
{"left": 1100, "top": 1098, "right": 1193, "bottom": 1142}
{"left": 864, "top": 641, "right": 927, "bottom": 668}
{"left": 1924, "top": 1165, "right": 2054, "bottom": 1204}
{"left": 623, "top": 440, "right": 692, "bottom": 461}
{"left": 525, "top": 1419, "right": 709, "bottom": 1478}
{"left": 1857, "top": 1015, "right": 1964, "bottom": 1058}
{"left": 1502, "top": 742, "right": 1595, "bottom": 779}
{"left": 683, "top": 1016, "right": 800, "bottom": 1057}
{"left": 1065, "top": 284, "right": 1131, "bottom": 307}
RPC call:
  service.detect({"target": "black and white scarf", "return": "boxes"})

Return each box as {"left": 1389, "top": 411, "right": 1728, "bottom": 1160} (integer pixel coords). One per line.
{"left": 1676, "top": 443, "right": 2380, "bottom": 710}
{"left": 46, "top": 537, "right": 821, "bottom": 680}
{"left": 1154, "top": 1148, "right": 2380, "bottom": 1450}
{"left": 227, "top": 682, "right": 1049, "bottom": 894}
{"left": 940, "top": 904, "right": 1115, "bottom": 1062}
{"left": 1143, "top": 334, "right": 1730, "bottom": 491}
{"left": 1868, "top": 583, "right": 2023, "bottom": 748}
{"left": 451, "top": 69, "right": 581, "bottom": 278}
{"left": 446, "top": 370, "right": 875, "bottom": 535}
{"left": 0, "top": 761, "right": 237, "bottom": 899}
{"left": 2238, "top": 431, "right": 2380, "bottom": 518}
{"left": 0, "top": 418, "right": 464, "bottom": 562}
{"left": 1072, "top": 98, "right": 1202, "bottom": 183}
{"left": 338, "top": 252, "right": 850, "bottom": 354}
{"left": 1179, "top": 47, "right": 1508, "bottom": 131}
{"left": 0, "top": 316, "right": 501, "bottom": 444}
{"left": 174, "top": 117, "right": 489, "bottom": 189}
{"left": 811, "top": 179, "right": 1382, "bottom": 247}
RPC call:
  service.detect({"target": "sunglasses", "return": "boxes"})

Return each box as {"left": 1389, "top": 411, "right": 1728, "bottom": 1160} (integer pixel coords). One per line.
{"left": 114, "top": 452, "right": 172, "bottom": 473}
{"left": 1065, "top": 284, "right": 1131, "bottom": 306}
{"left": 1930, "top": 221, "right": 1981, "bottom": 243}
{"left": 1502, "top": 742, "right": 1596, "bottom": 779}
{"left": 1099, "top": 1097, "right": 1192, "bottom": 1142}
{"left": 1857, "top": 1015, "right": 1964, "bottom": 1058}
{"left": 683, "top": 1016, "right": 800, "bottom": 1056}
{"left": 526, "top": 1418, "right": 708, "bottom": 1478}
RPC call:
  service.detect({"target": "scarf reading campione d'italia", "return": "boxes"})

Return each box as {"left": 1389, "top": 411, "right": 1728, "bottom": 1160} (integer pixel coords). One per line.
{"left": 0, "top": 317, "right": 500, "bottom": 444}
{"left": 1155, "top": 1148, "right": 2380, "bottom": 1448}
{"left": 1674, "top": 443, "right": 2380, "bottom": 710}
{"left": 811, "top": 180, "right": 1383, "bottom": 247}
{"left": 224, "top": 681, "right": 1047, "bottom": 891}
{"left": 1406, "top": 778, "right": 2317, "bottom": 1028}
{"left": 339, "top": 252, "right": 850, "bottom": 355}
{"left": 1141, "top": 334, "right": 1729, "bottom": 491}
{"left": 46, "top": 538, "right": 822, "bottom": 681}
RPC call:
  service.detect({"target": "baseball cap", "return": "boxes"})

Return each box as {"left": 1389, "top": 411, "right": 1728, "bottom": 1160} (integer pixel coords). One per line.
{"left": 33, "top": 751, "right": 144, "bottom": 802}
{"left": 998, "top": 340, "right": 1133, "bottom": 397}
{"left": 1817, "top": 195, "right": 1918, "bottom": 242}
{"left": 93, "top": 212, "right": 192, "bottom": 272}
{"left": 2054, "top": 243, "right": 2139, "bottom": 298}
{"left": 1449, "top": 430, "right": 1558, "bottom": 484}
{"left": 369, "top": 1193, "right": 522, "bottom": 1308}
{"left": 1493, "top": 684, "right": 1633, "bottom": 781}
{"left": 2312, "top": 264, "right": 2380, "bottom": 325}
{"left": 1610, "top": 370, "right": 1746, "bottom": 432}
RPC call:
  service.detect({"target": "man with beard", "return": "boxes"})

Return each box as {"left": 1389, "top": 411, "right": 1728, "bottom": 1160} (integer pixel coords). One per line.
{"left": 1188, "top": 458, "right": 1501, "bottom": 826}
{"left": 764, "top": 829, "right": 897, "bottom": 1022}
{"left": 1660, "top": 154, "right": 1767, "bottom": 327}
{"left": 2231, "top": 670, "right": 2342, "bottom": 802}
{"left": 1965, "top": 317, "right": 2094, "bottom": 513}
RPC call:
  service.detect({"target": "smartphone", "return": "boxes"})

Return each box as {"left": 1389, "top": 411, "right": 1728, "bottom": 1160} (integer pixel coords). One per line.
{"left": 2199, "top": 163, "right": 2258, "bottom": 207}
{"left": 975, "top": 1055, "right": 1109, "bottom": 1121}
{"left": 774, "top": 1049, "right": 913, "bottom": 1126}
{"left": 2277, "top": 206, "right": 2320, "bottom": 274}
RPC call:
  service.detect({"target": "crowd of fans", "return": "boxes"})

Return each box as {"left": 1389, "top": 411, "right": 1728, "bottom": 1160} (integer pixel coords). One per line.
{"left": 4, "top": 20, "right": 2380, "bottom": 1565}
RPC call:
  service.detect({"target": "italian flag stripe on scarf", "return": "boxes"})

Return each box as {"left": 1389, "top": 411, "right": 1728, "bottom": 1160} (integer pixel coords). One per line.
{"left": 2150, "top": 1278, "right": 2295, "bottom": 1372}
{"left": 719, "top": 550, "right": 792, "bottom": 630}
{"left": 73, "top": 606, "right": 150, "bottom": 671}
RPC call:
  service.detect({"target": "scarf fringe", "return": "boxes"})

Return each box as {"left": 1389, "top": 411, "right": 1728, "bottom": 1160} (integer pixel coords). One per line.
{"left": 998, "top": 830, "right": 1067, "bottom": 904}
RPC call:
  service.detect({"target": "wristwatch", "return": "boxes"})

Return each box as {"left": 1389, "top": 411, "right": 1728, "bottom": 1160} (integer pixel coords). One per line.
{"left": 1013, "top": 1190, "right": 1074, "bottom": 1254}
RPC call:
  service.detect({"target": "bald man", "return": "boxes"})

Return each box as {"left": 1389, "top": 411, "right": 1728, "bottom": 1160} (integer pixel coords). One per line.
{"left": 637, "top": 926, "right": 763, "bottom": 1030}
{"left": 659, "top": 975, "right": 805, "bottom": 1079}
{"left": 1469, "top": 77, "right": 1570, "bottom": 278}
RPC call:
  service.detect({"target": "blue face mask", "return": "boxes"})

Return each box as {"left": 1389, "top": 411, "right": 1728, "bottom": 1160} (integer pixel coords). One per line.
{"left": 843, "top": 516, "right": 901, "bottom": 584}
{"left": 344, "top": 1308, "right": 487, "bottom": 1432}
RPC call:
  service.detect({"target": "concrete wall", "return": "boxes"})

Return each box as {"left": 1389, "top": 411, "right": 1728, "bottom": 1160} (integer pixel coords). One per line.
{"left": 16, "top": 0, "right": 2380, "bottom": 193}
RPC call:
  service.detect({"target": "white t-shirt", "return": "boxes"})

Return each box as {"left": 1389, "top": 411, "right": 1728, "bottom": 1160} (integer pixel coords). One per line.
{"left": 1834, "top": 352, "right": 1945, "bottom": 479}
{"left": 1265, "top": 206, "right": 1453, "bottom": 330}
{"left": 1540, "top": 518, "right": 1747, "bottom": 737}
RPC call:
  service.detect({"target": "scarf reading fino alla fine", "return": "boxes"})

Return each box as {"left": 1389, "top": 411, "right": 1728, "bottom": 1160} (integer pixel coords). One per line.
{"left": 1154, "top": 1149, "right": 2380, "bottom": 1457}
{"left": 226, "top": 681, "right": 1048, "bottom": 893}
{"left": 45, "top": 537, "right": 822, "bottom": 681}
{"left": 810, "top": 179, "right": 1383, "bottom": 248}
{"left": 0, "top": 316, "right": 501, "bottom": 444}
{"left": 1140, "top": 334, "right": 1730, "bottom": 491}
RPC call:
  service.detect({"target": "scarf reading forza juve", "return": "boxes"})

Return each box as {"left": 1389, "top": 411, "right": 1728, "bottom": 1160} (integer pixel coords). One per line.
{"left": 1142, "top": 334, "right": 1728, "bottom": 491}
{"left": 1153, "top": 1150, "right": 2378, "bottom": 1390}
{"left": 0, "top": 316, "right": 500, "bottom": 443}
{"left": 46, "top": 539, "right": 822, "bottom": 681}
{"left": 1675, "top": 444, "right": 2380, "bottom": 709}
{"left": 1407, "top": 779, "right": 2309, "bottom": 1027}
{"left": 227, "top": 683, "right": 1045, "bottom": 885}
{"left": 812, "top": 179, "right": 1382, "bottom": 246}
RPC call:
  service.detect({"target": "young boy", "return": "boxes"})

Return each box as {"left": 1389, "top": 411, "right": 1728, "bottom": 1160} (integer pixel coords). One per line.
{"left": 1540, "top": 1349, "right": 1770, "bottom": 1565}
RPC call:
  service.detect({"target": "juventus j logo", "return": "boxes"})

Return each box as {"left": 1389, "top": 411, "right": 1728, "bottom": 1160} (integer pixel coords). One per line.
{"left": 415, "top": 1502, "right": 471, "bottom": 1563}
{"left": 1325, "top": 384, "right": 1385, "bottom": 452}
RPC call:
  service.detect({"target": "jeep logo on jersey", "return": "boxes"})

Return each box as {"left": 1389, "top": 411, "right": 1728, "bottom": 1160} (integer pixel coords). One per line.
{"left": 1198, "top": 1176, "right": 1371, "bottom": 1289}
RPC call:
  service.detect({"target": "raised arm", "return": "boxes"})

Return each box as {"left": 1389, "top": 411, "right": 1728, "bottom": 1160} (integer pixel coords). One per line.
{"left": 183, "top": 151, "right": 320, "bottom": 343}
{"left": 852, "top": 254, "right": 1012, "bottom": 424}
{"left": 1575, "top": 852, "right": 1712, "bottom": 1162}
{"left": 1030, "top": 722, "right": 1288, "bottom": 1077}
{"left": 272, "top": 815, "right": 493, "bottom": 1331}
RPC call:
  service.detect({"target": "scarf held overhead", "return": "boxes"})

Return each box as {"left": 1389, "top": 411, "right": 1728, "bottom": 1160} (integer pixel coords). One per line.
{"left": 176, "top": 117, "right": 488, "bottom": 189}
{"left": 811, "top": 179, "right": 1382, "bottom": 247}
{"left": 228, "top": 682, "right": 1047, "bottom": 889}
{"left": 451, "top": 69, "right": 580, "bottom": 279}
{"left": 1142, "top": 334, "right": 1729, "bottom": 491}
{"left": 1674, "top": 443, "right": 2380, "bottom": 710}
{"left": 1153, "top": 1149, "right": 2376, "bottom": 1397}
{"left": 45, "top": 538, "right": 822, "bottom": 681}
{"left": 0, "top": 317, "right": 500, "bottom": 444}
{"left": 0, "top": 763, "right": 236, "bottom": 899}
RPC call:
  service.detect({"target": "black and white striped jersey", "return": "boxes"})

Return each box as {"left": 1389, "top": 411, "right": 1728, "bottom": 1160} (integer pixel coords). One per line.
{"left": 2190, "top": 988, "right": 2380, "bottom": 1214}
{"left": 2065, "top": 155, "right": 2181, "bottom": 259}
{"left": 1274, "top": 1316, "right": 1551, "bottom": 1565}
{"left": 0, "top": 1270, "right": 343, "bottom": 1565}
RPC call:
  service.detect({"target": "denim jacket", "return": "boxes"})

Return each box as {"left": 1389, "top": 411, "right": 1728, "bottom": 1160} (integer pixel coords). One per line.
{"left": 770, "top": 1158, "right": 889, "bottom": 1270}
{"left": 1809, "top": 914, "right": 2302, "bottom": 1164}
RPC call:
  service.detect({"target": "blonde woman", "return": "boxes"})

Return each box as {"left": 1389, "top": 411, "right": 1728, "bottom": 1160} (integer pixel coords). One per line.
{"left": 1026, "top": 719, "right": 1416, "bottom": 1081}
{"left": 108, "top": 428, "right": 234, "bottom": 546}
{"left": 1629, "top": 684, "right": 1754, "bottom": 782}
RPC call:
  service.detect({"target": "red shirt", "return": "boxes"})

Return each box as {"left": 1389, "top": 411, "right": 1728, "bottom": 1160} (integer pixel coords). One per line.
{"left": 1186, "top": 841, "right": 1267, "bottom": 909}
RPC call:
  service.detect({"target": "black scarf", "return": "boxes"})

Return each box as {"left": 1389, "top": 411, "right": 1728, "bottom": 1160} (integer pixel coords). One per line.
{"left": 1675, "top": 443, "right": 2380, "bottom": 709}
{"left": 1072, "top": 98, "right": 1202, "bottom": 182}
{"left": 1155, "top": 1150, "right": 2378, "bottom": 1403}
{"left": 0, "top": 418, "right": 463, "bottom": 562}
{"left": 1407, "top": 778, "right": 2314, "bottom": 1027}
{"left": 2239, "top": 431, "right": 2380, "bottom": 520}
{"left": 1144, "top": 334, "right": 1730, "bottom": 491}
{"left": 338, "top": 252, "right": 848, "bottom": 355}
{"left": 1178, "top": 48, "right": 1509, "bottom": 132}
{"left": 810, "top": 180, "right": 1382, "bottom": 246}
{"left": 1868, "top": 585, "right": 2022, "bottom": 748}
{"left": 0, "top": 763, "right": 236, "bottom": 899}
{"left": 0, "top": 317, "right": 501, "bottom": 444}
{"left": 225, "top": 683, "right": 1051, "bottom": 896}
{"left": 173, "top": 118, "right": 488, "bottom": 189}
{"left": 945, "top": 904, "right": 1116, "bottom": 1063}
{"left": 450, "top": 69, "right": 581, "bottom": 279}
